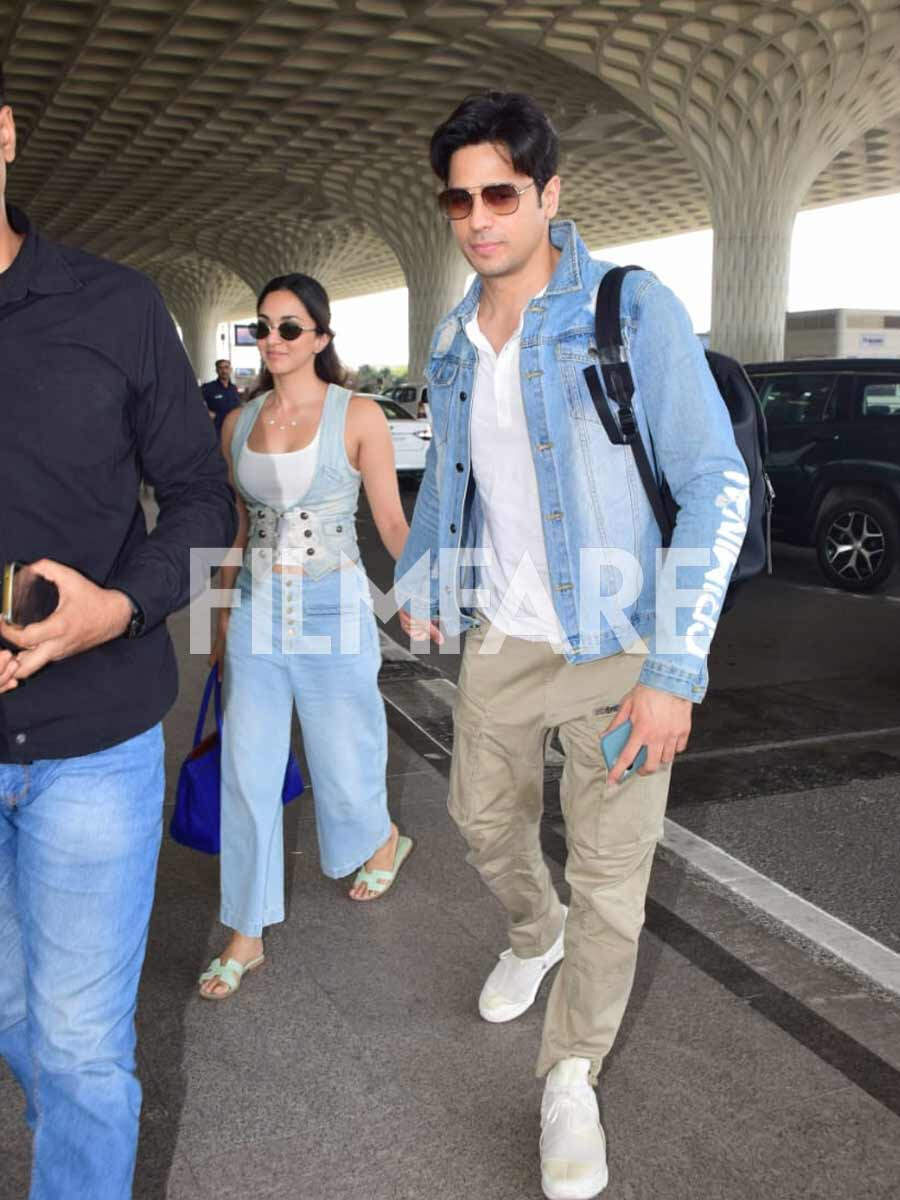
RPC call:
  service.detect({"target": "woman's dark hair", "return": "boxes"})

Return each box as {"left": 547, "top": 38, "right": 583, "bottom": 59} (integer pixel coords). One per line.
{"left": 430, "top": 92, "right": 559, "bottom": 197}
{"left": 248, "top": 272, "right": 347, "bottom": 398}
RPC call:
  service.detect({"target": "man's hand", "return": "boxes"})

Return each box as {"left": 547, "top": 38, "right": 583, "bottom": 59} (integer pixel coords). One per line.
{"left": 0, "top": 560, "right": 133, "bottom": 692}
{"left": 604, "top": 682, "right": 692, "bottom": 785}
{"left": 0, "top": 648, "right": 19, "bottom": 694}
{"left": 398, "top": 608, "right": 444, "bottom": 645}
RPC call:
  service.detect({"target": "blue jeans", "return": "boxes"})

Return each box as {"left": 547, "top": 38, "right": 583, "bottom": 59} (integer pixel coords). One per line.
{"left": 220, "top": 567, "right": 390, "bottom": 935}
{"left": 0, "top": 724, "right": 165, "bottom": 1200}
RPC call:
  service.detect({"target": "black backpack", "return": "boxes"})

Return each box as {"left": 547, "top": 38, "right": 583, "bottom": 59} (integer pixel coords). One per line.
{"left": 583, "top": 265, "right": 774, "bottom": 608}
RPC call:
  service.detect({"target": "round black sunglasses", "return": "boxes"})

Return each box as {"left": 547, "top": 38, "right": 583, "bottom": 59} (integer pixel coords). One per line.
{"left": 250, "top": 319, "right": 319, "bottom": 341}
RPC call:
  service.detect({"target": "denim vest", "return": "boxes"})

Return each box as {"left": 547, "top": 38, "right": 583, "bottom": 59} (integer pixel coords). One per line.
{"left": 232, "top": 385, "right": 361, "bottom": 579}
{"left": 395, "top": 220, "right": 750, "bottom": 703}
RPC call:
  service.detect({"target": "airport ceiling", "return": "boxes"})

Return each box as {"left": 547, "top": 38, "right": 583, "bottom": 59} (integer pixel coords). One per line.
{"left": 2, "top": 0, "right": 900, "bottom": 306}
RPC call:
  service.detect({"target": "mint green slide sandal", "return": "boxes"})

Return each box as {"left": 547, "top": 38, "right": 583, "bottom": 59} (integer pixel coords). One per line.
{"left": 349, "top": 834, "right": 414, "bottom": 901}
{"left": 198, "top": 954, "right": 265, "bottom": 1001}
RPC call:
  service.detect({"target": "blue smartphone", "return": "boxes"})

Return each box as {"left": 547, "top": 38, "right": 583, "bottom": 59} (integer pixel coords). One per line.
{"left": 600, "top": 720, "right": 648, "bottom": 780}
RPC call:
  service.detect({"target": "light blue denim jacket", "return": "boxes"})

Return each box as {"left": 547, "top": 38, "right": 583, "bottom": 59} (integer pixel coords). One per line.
{"left": 395, "top": 220, "right": 750, "bottom": 702}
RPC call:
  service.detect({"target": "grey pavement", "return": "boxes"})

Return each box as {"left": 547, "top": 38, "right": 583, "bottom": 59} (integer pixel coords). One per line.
{"left": 373, "top": 492, "right": 900, "bottom": 973}
{"left": 3, "top": 597, "right": 900, "bottom": 1199}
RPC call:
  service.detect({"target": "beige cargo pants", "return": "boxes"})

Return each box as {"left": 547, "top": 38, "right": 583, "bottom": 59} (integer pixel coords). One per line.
{"left": 449, "top": 620, "right": 672, "bottom": 1082}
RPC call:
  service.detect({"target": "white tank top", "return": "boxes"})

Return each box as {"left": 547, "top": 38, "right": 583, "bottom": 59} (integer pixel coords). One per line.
{"left": 237, "top": 429, "right": 320, "bottom": 508}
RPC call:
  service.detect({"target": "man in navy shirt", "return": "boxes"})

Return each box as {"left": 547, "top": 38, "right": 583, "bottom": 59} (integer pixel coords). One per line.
{"left": 0, "top": 66, "right": 235, "bottom": 1200}
{"left": 201, "top": 358, "right": 242, "bottom": 434}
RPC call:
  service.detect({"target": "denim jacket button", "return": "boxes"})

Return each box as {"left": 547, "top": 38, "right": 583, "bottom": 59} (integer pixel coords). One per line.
{"left": 455, "top": 462, "right": 464, "bottom": 472}
{"left": 306, "top": 548, "right": 315, "bottom": 556}
{"left": 459, "top": 391, "right": 467, "bottom": 401}
{"left": 450, "top": 523, "right": 457, "bottom": 534}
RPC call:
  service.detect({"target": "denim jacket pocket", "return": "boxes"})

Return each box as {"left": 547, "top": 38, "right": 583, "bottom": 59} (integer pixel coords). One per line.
{"left": 424, "top": 356, "right": 460, "bottom": 442}
{"left": 554, "top": 341, "right": 605, "bottom": 425}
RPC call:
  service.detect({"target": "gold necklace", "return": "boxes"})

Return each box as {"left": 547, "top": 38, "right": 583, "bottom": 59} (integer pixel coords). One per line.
{"left": 263, "top": 396, "right": 299, "bottom": 430}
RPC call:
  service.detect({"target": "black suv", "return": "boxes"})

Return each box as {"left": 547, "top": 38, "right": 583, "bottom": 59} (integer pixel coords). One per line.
{"left": 745, "top": 358, "right": 900, "bottom": 591}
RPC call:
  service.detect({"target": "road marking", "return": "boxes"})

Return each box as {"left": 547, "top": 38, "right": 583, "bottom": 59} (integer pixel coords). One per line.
{"left": 661, "top": 821, "right": 900, "bottom": 997}
{"left": 378, "top": 626, "right": 900, "bottom": 997}
{"left": 778, "top": 580, "right": 900, "bottom": 604}
{"left": 381, "top": 689, "right": 451, "bottom": 755}
{"left": 680, "top": 724, "right": 900, "bottom": 761}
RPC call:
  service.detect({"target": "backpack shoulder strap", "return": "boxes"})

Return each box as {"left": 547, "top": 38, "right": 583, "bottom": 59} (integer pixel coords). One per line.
{"left": 584, "top": 265, "right": 675, "bottom": 545}
{"left": 594, "top": 264, "right": 637, "bottom": 355}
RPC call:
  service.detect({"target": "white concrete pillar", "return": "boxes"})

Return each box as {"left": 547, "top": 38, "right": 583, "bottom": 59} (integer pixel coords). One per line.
{"left": 529, "top": 5, "right": 900, "bottom": 363}
{"left": 195, "top": 222, "right": 368, "bottom": 299}
{"left": 401, "top": 222, "right": 469, "bottom": 382}
{"left": 197, "top": 166, "right": 468, "bottom": 381}
{"left": 708, "top": 188, "right": 799, "bottom": 364}
{"left": 342, "top": 165, "right": 470, "bottom": 380}
{"left": 147, "top": 254, "right": 256, "bottom": 382}
{"left": 177, "top": 303, "right": 223, "bottom": 383}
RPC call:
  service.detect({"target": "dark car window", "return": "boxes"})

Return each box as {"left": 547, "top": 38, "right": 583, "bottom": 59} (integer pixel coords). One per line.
{"left": 378, "top": 399, "right": 413, "bottom": 420}
{"left": 753, "top": 374, "right": 837, "bottom": 427}
{"left": 860, "top": 379, "right": 900, "bottom": 418}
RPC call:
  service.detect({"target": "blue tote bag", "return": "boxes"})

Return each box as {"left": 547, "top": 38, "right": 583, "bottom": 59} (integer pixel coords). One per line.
{"left": 170, "top": 667, "right": 304, "bottom": 854}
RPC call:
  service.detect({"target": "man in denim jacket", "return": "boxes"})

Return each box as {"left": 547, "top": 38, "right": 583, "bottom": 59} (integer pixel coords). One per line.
{"left": 396, "top": 92, "right": 749, "bottom": 1199}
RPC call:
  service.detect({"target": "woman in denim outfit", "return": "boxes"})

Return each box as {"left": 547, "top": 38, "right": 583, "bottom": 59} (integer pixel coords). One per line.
{"left": 199, "top": 274, "right": 413, "bottom": 999}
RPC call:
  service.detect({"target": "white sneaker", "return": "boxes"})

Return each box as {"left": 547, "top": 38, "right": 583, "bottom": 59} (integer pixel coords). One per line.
{"left": 540, "top": 1057, "right": 609, "bottom": 1200}
{"left": 478, "top": 908, "right": 567, "bottom": 1023}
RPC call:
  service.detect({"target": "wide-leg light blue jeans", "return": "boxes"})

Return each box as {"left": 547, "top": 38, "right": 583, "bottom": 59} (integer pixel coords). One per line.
{"left": 219, "top": 566, "right": 390, "bottom": 936}
{"left": 0, "top": 723, "right": 165, "bottom": 1200}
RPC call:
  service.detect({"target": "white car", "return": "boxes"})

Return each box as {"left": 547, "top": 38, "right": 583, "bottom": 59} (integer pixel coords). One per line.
{"left": 369, "top": 395, "right": 432, "bottom": 475}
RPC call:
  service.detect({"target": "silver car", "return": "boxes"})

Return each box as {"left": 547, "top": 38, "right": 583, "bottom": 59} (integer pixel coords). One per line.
{"left": 383, "top": 383, "right": 430, "bottom": 421}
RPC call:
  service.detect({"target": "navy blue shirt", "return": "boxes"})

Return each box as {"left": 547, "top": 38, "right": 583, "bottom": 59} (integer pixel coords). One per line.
{"left": 201, "top": 377, "right": 241, "bottom": 434}
{"left": 0, "top": 205, "right": 237, "bottom": 762}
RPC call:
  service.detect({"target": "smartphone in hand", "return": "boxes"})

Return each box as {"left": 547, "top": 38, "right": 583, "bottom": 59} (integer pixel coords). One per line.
{"left": 600, "top": 720, "right": 648, "bottom": 780}
{"left": 2, "top": 562, "right": 60, "bottom": 625}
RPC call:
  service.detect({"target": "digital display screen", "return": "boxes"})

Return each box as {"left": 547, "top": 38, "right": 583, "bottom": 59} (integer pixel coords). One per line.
{"left": 233, "top": 323, "right": 258, "bottom": 347}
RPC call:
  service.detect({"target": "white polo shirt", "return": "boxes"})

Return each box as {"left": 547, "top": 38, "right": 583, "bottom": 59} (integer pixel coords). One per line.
{"left": 465, "top": 298, "right": 564, "bottom": 642}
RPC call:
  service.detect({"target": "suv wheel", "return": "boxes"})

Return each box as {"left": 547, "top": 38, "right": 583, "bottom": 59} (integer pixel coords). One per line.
{"left": 815, "top": 494, "right": 898, "bottom": 592}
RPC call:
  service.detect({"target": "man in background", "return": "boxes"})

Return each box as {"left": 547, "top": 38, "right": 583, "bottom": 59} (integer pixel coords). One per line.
{"left": 0, "top": 64, "right": 236, "bottom": 1200}
{"left": 202, "top": 357, "right": 242, "bottom": 434}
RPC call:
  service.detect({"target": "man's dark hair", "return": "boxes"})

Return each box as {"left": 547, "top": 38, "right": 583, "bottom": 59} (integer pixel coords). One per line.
{"left": 215, "top": 358, "right": 230, "bottom": 369}
{"left": 430, "top": 92, "right": 559, "bottom": 196}
{"left": 0, "top": 64, "right": 5, "bottom": 105}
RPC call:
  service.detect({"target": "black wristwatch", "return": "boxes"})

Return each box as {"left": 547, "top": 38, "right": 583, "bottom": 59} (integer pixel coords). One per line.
{"left": 124, "top": 595, "right": 145, "bottom": 640}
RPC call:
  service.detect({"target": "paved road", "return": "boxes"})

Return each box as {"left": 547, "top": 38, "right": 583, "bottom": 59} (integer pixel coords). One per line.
{"left": 6, "top": 486, "right": 885, "bottom": 1200}
{"left": 362, "top": 482, "right": 900, "bottom": 959}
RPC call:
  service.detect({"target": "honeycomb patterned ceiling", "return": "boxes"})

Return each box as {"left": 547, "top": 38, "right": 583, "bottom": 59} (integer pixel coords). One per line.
{"left": 2, "top": 0, "right": 899, "bottom": 305}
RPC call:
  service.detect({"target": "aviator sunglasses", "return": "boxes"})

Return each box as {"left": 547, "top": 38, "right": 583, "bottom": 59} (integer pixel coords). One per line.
{"left": 250, "top": 318, "right": 320, "bottom": 341}
{"left": 437, "top": 181, "right": 536, "bottom": 221}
